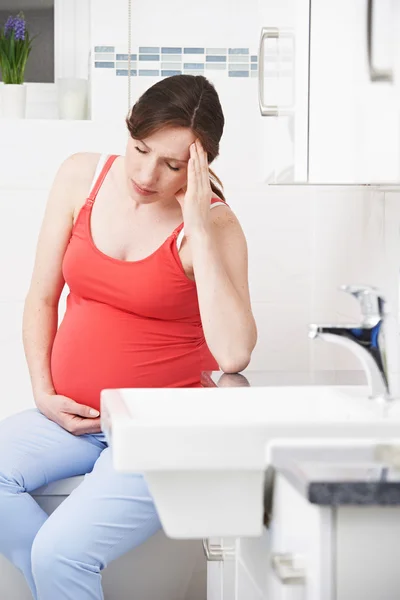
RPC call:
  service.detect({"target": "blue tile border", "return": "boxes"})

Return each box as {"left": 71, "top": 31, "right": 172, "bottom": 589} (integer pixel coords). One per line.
{"left": 139, "top": 69, "right": 160, "bottom": 76}
{"left": 206, "top": 55, "right": 227, "bottom": 62}
{"left": 94, "top": 46, "right": 114, "bottom": 52}
{"left": 139, "top": 54, "right": 160, "bottom": 61}
{"left": 94, "top": 45, "right": 258, "bottom": 78}
{"left": 183, "top": 63, "right": 204, "bottom": 70}
{"left": 161, "top": 69, "right": 182, "bottom": 76}
{"left": 116, "top": 53, "right": 137, "bottom": 60}
{"left": 139, "top": 46, "right": 160, "bottom": 53}
{"left": 184, "top": 48, "right": 204, "bottom": 54}
{"left": 117, "top": 69, "right": 137, "bottom": 76}
{"left": 95, "top": 61, "right": 115, "bottom": 68}
{"left": 161, "top": 47, "right": 182, "bottom": 54}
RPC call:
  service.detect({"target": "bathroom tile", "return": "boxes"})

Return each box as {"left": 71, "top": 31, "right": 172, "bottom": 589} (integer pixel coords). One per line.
{"left": 139, "top": 70, "right": 160, "bottom": 76}
{"left": 183, "top": 63, "right": 204, "bottom": 70}
{"left": 139, "top": 46, "right": 160, "bottom": 53}
{"left": 94, "top": 46, "right": 114, "bottom": 52}
{"left": 205, "top": 63, "right": 226, "bottom": 70}
{"left": 206, "top": 48, "right": 227, "bottom": 55}
{"left": 161, "top": 62, "right": 183, "bottom": 70}
{"left": 184, "top": 48, "right": 204, "bottom": 54}
{"left": 116, "top": 69, "right": 137, "bottom": 76}
{"left": 183, "top": 71, "right": 206, "bottom": 76}
{"left": 138, "top": 54, "right": 160, "bottom": 61}
{"left": 158, "top": 54, "right": 181, "bottom": 62}
{"left": 161, "top": 70, "right": 182, "bottom": 76}
{"left": 228, "top": 55, "right": 250, "bottom": 63}
{"left": 310, "top": 186, "right": 388, "bottom": 322}
{"left": 93, "top": 45, "right": 259, "bottom": 79}
{"left": 161, "top": 47, "right": 182, "bottom": 54}
{"left": 249, "top": 302, "right": 311, "bottom": 372}
{"left": 95, "top": 53, "right": 115, "bottom": 61}
{"left": 116, "top": 61, "right": 137, "bottom": 69}
{"left": 248, "top": 226, "right": 312, "bottom": 305}
{"left": 228, "top": 71, "right": 249, "bottom": 77}
{"left": 229, "top": 64, "right": 250, "bottom": 71}
{"left": 94, "top": 62, "right": 115, "bottom": 68}
{"left": 116, "top": 54, "right": 137, "bottom": 60}
{"left": 183, "top": 55, "right": 205, "bottom": 63}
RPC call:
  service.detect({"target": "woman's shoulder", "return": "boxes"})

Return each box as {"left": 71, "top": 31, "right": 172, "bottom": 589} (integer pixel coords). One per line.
{"left": 56, "top": 153, "right": 104, "bottom": 221}
{"left": 61, "top": 152, "right": 103, "bottom": 190}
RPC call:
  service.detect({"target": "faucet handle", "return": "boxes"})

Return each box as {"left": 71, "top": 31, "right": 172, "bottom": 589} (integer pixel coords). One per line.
{"left": 340, "top": 285, "right": 386, "bottom": 321}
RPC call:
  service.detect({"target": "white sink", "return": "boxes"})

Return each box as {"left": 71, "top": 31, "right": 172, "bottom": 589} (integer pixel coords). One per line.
{"left": 100, "top": 385, "right": 400, "bottom": 538}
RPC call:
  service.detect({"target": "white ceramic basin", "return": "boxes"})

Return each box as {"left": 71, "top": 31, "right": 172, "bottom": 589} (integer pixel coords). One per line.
{"left": 100, "top": 385, "right": 400, "bottom": 538}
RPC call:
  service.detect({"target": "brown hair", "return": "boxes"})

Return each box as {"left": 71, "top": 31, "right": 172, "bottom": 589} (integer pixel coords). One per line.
{"left": 126, "top": 74, "right": 225, "bottom": 201}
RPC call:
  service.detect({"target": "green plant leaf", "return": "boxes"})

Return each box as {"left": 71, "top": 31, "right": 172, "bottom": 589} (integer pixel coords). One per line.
{"left": 0, "top": 15, "right": 38, "bottom": 83}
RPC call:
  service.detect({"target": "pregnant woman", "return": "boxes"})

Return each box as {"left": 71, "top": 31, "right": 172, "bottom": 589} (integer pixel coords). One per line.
{"left": 0, "top": 74, "right": 257, "bottom": 599}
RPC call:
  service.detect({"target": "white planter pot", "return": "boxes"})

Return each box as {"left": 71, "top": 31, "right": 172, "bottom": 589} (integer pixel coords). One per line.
{"left": 1, "top": 83, "right": 27, "bottom": 118}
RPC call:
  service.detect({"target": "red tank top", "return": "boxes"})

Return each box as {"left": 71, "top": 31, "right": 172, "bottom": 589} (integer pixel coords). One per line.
{"left": 50, "top": 154, "right": 224, "bottom": 412}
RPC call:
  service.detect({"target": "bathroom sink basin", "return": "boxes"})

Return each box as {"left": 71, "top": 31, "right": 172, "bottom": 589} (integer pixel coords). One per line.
{"left": 101, "top": 385, "right": 400, "bottom": 538}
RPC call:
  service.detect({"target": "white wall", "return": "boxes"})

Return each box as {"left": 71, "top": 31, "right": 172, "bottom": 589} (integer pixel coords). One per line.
{"left": 90, "top": 0, "right": 267, "bottom": 184}
{"left": 1, "top": 120, "right": 400, "bottom": 419}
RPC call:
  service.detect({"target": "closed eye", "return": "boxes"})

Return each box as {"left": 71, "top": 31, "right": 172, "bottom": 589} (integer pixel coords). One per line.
{"left": 134, "top": 146, "right": 181, "bottom": 172}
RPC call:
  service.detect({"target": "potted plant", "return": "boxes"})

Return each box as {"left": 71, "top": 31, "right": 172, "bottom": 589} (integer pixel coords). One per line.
{"left": 0, "top": 12, "right": 36, "bottom": 118}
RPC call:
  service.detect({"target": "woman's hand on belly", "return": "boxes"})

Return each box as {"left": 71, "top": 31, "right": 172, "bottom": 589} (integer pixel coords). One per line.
{"left": 35, "top": 392, "right": 101, "bottom": 435}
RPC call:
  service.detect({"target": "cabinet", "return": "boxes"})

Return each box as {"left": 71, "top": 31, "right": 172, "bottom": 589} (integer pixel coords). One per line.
{"left": 206, "top": 471, "right": 400, "bottom": 600}
{"left": 206, "top": 474, "right": 333, "bottom": 600}
{"left": 308, "top": 0, "right": 400, "bottom": 183}
{"left": 257, "top": 0, "right": 310, "bottom": 183}
{"left": 260, "top": 0, "right": 400, "bottom": 184}
{"left": 263, "top": 474, "right": 333, "bottom": 600}
{"left": 205, "top": 538, "right": 237, "bottom": 600}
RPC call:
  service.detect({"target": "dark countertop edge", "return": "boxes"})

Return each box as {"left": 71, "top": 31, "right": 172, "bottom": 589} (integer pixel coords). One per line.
{"left": 278, "top": 465, "right": 400, "bottom": 506}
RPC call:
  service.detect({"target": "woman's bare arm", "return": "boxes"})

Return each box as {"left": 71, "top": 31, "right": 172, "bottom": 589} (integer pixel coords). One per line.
{"left": 23, "top": 152, "right": 98, "bottom": 403}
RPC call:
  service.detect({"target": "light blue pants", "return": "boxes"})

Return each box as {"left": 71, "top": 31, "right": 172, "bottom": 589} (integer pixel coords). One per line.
{"left": 0, "top": 408, "right": 162, "bottom": 599}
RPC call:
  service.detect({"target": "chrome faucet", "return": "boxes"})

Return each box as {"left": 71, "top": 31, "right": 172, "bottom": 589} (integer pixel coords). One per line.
{"left": 309, "top": 285, "right": 392, "bottom": 401}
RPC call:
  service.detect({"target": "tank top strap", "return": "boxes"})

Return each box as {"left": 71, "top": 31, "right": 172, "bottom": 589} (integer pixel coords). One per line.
{"left": 176, "top": 197, "right": 228, "bottom": 251}
{"left": 87, "top": 154, "right": 119, "bottom": 205}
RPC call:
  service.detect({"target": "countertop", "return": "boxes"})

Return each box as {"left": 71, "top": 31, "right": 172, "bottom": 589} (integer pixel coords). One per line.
{"left": 274, "top": 456, "right": 400, "bottom": 507}
{"left": 200, "top": 369, "right": 367, "bottom": 387}
{"left": 201, "top": 370, "right": 400, "bottom": 506}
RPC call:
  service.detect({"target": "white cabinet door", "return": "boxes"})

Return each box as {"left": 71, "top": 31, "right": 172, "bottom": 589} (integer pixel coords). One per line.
{"left": 236, "top": 532, "right": 271, "bottom": 600}
{"left": 222, "top": 552, "right": 237, "bottom": 600}
{"left": 206, "top": 537, "right": 236, "bottom": 600}
{"left": 265, "top": 474, "right": 334, "bottom": 600}
{"left": 257, "top": 0, "right": 310, "bottom": 183}
{"left": 236, "top": 559, "right": 264, "bottom": 600}
{"left": 207, "top": 561, "right": 223, "bottom": 600}
{"left": 309, "top": 0, "right": 400, "bottom": 183}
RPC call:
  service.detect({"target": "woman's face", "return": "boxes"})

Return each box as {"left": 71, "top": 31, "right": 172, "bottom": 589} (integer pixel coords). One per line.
{"left": 124, "top": 126, "right": 197, "bottom": 205}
